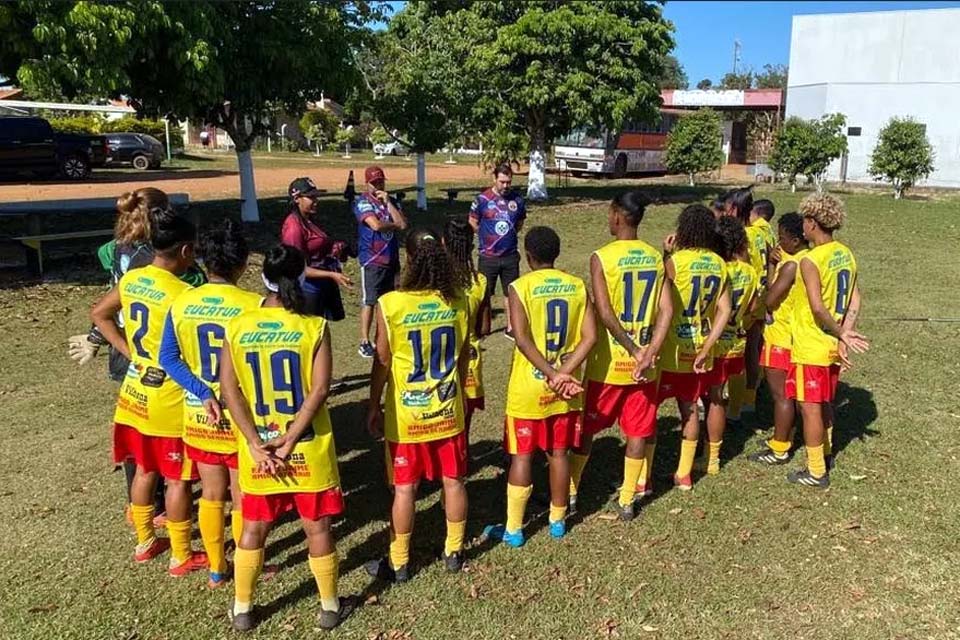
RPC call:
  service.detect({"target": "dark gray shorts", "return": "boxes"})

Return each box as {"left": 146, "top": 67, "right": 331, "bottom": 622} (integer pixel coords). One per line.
{"left": 479, "top": 253, "right": 521, "bottom": 297}
{"left": 361, "top": 264, "right": 397, "bottom": 306}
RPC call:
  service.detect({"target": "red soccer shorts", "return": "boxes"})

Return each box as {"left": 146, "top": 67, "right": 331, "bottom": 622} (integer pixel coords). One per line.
{"left": 504, "top": 411, "right": 581, "bottom": 455}
{"left": 582, "top": 380, "right": 659, "bottom": 439}
{"left": 241, "top": 487, "right": 344, "bottom": 522}
{"left": 702, "top": 356, "right": 745, "bottom": 389}
{"left": 113, "top": 423, "right": 198, "bottom": 481}
{"left": 786, "top": 364, "right": 840, "bottom": 403}
{"left": 184, "top": 444, "right": 238, "bottom": 470}
{"left": 761, "top": 344, "right": 792, "bottom": 371}
{"left": 385, "top": 432, "right": 468, "bottom": 486}
{"left": 657, "top": 371, "right": 708, "bottom": 403}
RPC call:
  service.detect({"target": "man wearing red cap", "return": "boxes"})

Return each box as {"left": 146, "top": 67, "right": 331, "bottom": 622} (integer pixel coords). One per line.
{"left": 354, "top": 166, "right": 408, "bottom": 358}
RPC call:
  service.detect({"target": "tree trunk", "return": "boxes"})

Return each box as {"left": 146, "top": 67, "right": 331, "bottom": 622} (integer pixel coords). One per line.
{"left": 894, "top": 184, "right": 903, "bottom": 200}
{"left": 527, "top": 125, "right": 548, "bottom": 201}
{"left": 416, "top": 152, "right": 427, "bottom": 211}
{"left": 791, "top": 181, "right": 796, "bottom": 193}
{"left": 214, "top": 106, "right": 261, "bottom": 222}
{"left": 237, "top": 148, "right": 259, "bottom": 222}
{"left": 688, "top": 172, "right": 695, "bottom": 187}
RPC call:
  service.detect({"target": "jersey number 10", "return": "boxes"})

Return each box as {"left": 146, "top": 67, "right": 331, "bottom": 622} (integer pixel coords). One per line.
{"left": 407, "top": 326, "right": 456, "bottom": 383}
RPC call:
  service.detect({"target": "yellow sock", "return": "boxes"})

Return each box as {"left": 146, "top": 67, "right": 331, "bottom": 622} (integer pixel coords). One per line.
{"left": 167, "top": 519, "right": 193, "bottom": 565}
{"left": 676, "top": 439, "right": 698, "bottom": 479}
{"left": 620, "top": 456, "right": 644, "bottom": 507}
{"left": 806, "top": 444, "right": 826, "bottom": 478}
{"left": 636, "top": 443, "right": 656, "bottom": 491}
{"left": 549, "top": 503, "right": 567, "bottom": 524}
{"left": 768, "top": 438, "right": 791, "bottom": 456}
{"left": 198, "top": 499, "right": 226, "bottom": 573}
{"left": 727, "top": 373, "right": 746, "bottom": 418}
{"left": 568, "top": 453, "right": 589, "bottom": 496}
{"left": 824, "top": 427, "right": 834, "bottom": 457}
{"left": 233, "top": 547, "right": 263, "bottom": 615}
{"left": 505, "top": 483, "right": 533, "bottom": 533}
{"left": 743, "top": 387, "right": 757, "bottom": 408}
{"left": 130, "top": 504, "right": 155, "bottom": 546}
{"left": 231, "top": 510, "right": 243, "bottom": 546}
{"left": 309, "top": 553, "right": 340, "bottom": 612}
{"left": 389, "top": 531, "right": 411, "bottom": 569}
{"left": 706, "top": 441, "right": 722, "bottom": 475}
{"left": 444, "top": 520, "right": 466, "bottom": 556}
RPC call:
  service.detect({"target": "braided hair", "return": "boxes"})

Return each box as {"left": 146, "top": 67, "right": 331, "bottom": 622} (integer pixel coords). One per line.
{"left": 402, "top": 227, "right": 459, "bottom": 301}
{"left": 443, "top": 219, "right": 477, "bottom": 290}
{"left": 715, "top": 216, "right": 748, "bottom": 262}
{"left": 675, "top": 204, "right": 720, "bottom": 253}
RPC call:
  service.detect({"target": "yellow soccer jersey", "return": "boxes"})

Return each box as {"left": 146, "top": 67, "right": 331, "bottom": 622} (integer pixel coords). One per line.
{"left": 763, "top": 249, "right": 808, "bottom": 350}
{"left": 746, "top": 222, "right": 771, "bottom": 289}
{"left": 660, "top": 249, "right": 727, "bottom": 373}
{"left": 226, "top": 308, "right": 339, "bottom": 495}
{"left": 169, "top": 283, "right": 262, "bottom": 454}
{"left": 585, "top": 239, "right": 665, "bottom": 385}
{"left": 713, "top": 260, "right": 759, "bottom": 359}
{"left": 506, "top": 269, "right": 588, "bottom": 419}
{"left": 791, "top": 241, "right": 858, "bottom": 367}
{"left": 380, "top": 290, "right": 469, "bottom": 443}
{"left": 754, "top": 217, "right": 778, "bottom": 256}
{"left": 114, "top": 264, "right": 191, "bottom": 437}
{"left": 464, "top": 273, "right": 487, "bottom": 400}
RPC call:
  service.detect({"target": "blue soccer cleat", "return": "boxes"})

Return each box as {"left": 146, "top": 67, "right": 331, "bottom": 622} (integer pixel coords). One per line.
{"left": 548, "top": 519, "right": 567, "bottom": 539}
{"left": 483, "top": 524, "right": 525, "bottom": 548}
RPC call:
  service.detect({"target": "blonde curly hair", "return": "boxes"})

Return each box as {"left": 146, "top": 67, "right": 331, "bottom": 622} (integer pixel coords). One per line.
{"left": 114, "top": 187, "right": 169, "bottom": 245}
{"left": 799, "top": 192, "right": 846, "bottom": 231}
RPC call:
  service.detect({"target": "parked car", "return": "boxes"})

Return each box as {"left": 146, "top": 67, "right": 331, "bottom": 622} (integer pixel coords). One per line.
{"left": 0, "top": 116, "right": 108, "bottom": 180}
{"left": 105, "top": 132, "right": 165, "bottom": 170}
{"left": 373, "top": 140, "right": 408, "bottom": 156}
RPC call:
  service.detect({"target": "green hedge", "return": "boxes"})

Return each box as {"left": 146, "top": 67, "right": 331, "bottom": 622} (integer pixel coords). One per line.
{"left": 48, "top": 115, "right": 103, "bottom": 134}
{"left": 47, "top": 114, "right": 180, "bottom": 142}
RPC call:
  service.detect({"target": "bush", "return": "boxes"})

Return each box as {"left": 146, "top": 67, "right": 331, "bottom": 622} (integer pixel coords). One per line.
{"left": 299, "top": 109, "right": 339, "bottom": 150}
{"left": 664, "top": 108, "right": 724, "bottom": 186}
{"left": 101, "top": 116, "right": 170, "bottom": 140}
{"left": 48, "top": 115, "right": 103, "bottom": 134}
{"left": 869, "top": 117, "right": 935, "bottom": 199}
{"left": 479, "top": 123, "right": 526, "bottom": 171}
{"left": 769, "top": 114, "right": 847, "bottom": 192}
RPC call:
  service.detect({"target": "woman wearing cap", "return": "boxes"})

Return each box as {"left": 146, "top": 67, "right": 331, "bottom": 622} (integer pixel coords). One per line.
{"left": 281, "top": 177, "right": 353, "bottom": 320}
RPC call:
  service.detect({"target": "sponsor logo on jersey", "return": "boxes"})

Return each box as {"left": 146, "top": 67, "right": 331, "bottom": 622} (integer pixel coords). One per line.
{"left": 494, "top": 220, "right": 510, "bottom": 236}
{"left": 676, "top": 323, "right": 696, "bottom": 339}
{"left": 401, "top": 302, "right": 457, "bottom": 326}
{"left": 401, "top": 390, "right": 432, "bottom": 407}
{"left": 124, "top": 279, "right": 166, "bottom": 300}
{"left": 138, "top": 276, "right": 155, "bottom": 286}
{"left": 258, "top": 321, "right": 282, "bottom": 330}
{"left": 184, "top": 303, "right": 242, "bottom": 318}
{"left": 256, "top": 422, "right": 282, "bottom": 442}
{"left": 507, "top": 200, "right": 518, "bottom": 212}
{"left": 828, "top": 250, "right": 852, "bottom": 269}
{"left": 202, "top": 296, "right": 224, "bottom": 305}
{"left": 690, "top": 255, "right": 722, "bottom": 272}
{"left": 617, "top": 250, "right": 659, "bottom": 268}
{"left": 394, "top": 455, "right": 409, "bottom": 467}
{"left": 532, "top": 278, "right": 577, "bottom": 296}
{"left": 239, "top": 322, "right": 303, "bottom": 345}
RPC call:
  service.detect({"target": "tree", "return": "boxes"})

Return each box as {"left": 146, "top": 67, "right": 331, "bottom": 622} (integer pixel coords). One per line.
{"left": 1, "top": 1, "right": 372, "bottom": 221}
{"left": 300, "top": 109, "right": 340, "bottom": 154}
{"left": 755, "top": 63, "right": 788, "bottom": 89}
{"left": 719, "top": 70, "right": 753, "bottom": 90}
{"left": 658, "top": 54, "right": 688, "bottom": 90}
{"left": 696, "top": 78, "right": 713, "bottom": 90}
{"left": 769, "top": 114, "right": 847, "bottom": 192}
{"left": 869, "top": 117, "right": 935, "bottom": 199}
{"left": 664, "top": 108, "right": 724, "bottom": 186}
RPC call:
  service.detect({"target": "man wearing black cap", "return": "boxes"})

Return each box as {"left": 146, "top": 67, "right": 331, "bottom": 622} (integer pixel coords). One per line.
{"left": 354, "top": 166, "right": 408, "bottom": 358}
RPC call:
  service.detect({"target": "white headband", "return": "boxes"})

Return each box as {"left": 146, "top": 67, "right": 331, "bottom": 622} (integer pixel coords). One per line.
{"left": 262, "top": 271, "right": 306, "bottom": 293}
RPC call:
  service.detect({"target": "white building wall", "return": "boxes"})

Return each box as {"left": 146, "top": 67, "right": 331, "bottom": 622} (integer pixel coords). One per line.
{"left": 786, "top": 8, "right": 960, "bottom": 188}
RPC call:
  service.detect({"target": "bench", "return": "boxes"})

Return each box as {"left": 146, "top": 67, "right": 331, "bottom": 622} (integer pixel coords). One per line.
{"left": 389, "top": 185, "right": 424, "bottom": 204}
{"left": 0, "top": 193, "right": 190, "bottom": 277}
{"left": 443, "top": 186, "right": 486, "bottom": 204}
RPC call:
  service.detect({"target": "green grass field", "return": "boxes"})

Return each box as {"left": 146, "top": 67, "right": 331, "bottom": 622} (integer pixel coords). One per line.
{"left": 2, "top": 182, "right": 959, "bottom": 639}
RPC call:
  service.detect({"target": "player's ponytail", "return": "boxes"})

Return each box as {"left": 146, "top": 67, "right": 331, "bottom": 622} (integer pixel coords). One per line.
{"left": 402, "top": 227, "right": 459, "bottom": 301}
{"left": 611, "top": 190, "right": 649, "bottom": 226}
{"left": 443, "top": 219, "right": 477, "bottom": 290}
{"left": 726, "top": 186, "right": 754, "bottom": 224}
{"left": 715, "top": 216, "right": 747, "bottom": 262}
{"left": 115, "top": 187, "right": 168, "bottom": 245}
{"left": 263, "top": 244, "right": 306, "bottom": 314}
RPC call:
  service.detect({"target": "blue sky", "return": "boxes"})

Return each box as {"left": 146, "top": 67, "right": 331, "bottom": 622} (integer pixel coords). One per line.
{"left": 665, "top": 1, "right": 960, "bottom": 85}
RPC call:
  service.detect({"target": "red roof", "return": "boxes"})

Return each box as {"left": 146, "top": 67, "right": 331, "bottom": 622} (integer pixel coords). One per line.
{"left": 0, "top": 87, "right": 23, "bottom": 100}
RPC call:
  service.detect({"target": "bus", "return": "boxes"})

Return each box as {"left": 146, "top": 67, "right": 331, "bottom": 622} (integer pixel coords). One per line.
{"left": 553, "top": 111, "right": 680, "bottom": 178}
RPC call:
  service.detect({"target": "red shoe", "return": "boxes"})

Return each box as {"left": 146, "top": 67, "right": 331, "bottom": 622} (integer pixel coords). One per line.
{"left": 153, "top": 512, "right": 168, "bottom": 529}
{"left": 260, "top": 563, "right": 280, "bottom": 582}
{"left": 169, "top": 551, "right": 210, "bottom": 577}
{"left": 673, "top": 474, "right": 693, "bottom": 491}
{"left": 134, "top": 537, "right": 170, "bottom": 563}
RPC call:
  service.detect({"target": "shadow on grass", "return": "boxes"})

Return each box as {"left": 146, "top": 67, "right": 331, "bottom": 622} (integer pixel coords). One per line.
{"left": 832, "top": 382, "right": 880, "bottom": 457}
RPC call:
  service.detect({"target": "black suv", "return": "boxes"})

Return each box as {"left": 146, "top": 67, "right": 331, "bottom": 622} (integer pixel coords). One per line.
{"left": 0, "top": 116, "right": 108, "bottom": 179}
{"left": 105, "top": 132, "right": 165, "bottom": 170}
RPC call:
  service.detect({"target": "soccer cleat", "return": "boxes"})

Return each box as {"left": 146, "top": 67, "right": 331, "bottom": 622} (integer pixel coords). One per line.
{"left": 364, "top": 557, "right": 409, "bottom": 583}
{"left": 261, "top": 563, "right": 280, "bottom": 581}
{"left": 568, "top": 493, "right": 578, "bottom": 516}
{"left": 504, "top": 329, "right": 515, "bottom": 342}
{"left": 634, "top": 482, "right": 653, "bottom": 498}
{"left": 825, "top": 454, "right": 835, "bottom": 471}
{"left": 673, "top": 474, "right": 693, "bottom": 491}
{"left": 548, "top": 519, "right": 566, "bottom": 539}
{"left": 169, "top": 551, "right": 209, "bottom": 577}
{"left": 229, "top": 600, "right": 255, "bottom": 632}
{"left": 358, "top": 341, "right": 375, "bottom": 358}
{"left": 786, "top": 468, "right": 830, "bottom": 489}
{"left": 617, "top": 501, "right": 637, "bottom": 522}
{"left": 482, "top": 524, "right": 525, "bottom": 548}
{"left": 317, "top": 597, "right": 357, "bottom": 631}
{"left": 442, "top": 551, "right": 464, "bottom": 573}
{"left": 749, "top": 447, "right": 790, "bottom": 466}
{"left": 134, "top": 537, "right": 170, "bottom": 563}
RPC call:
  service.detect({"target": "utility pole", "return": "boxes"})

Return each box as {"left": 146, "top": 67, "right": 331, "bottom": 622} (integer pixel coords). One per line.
{"left": 733, "top": 39, "right": 742, "bottom": 75}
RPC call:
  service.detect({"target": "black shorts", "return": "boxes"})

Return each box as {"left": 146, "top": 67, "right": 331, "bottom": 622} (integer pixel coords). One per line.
{"left": 361, "top": 264, "right": 398, "bottom": 306}
{"left": 304, "top": 279, "right": 345, "bottom": 321}
{"left": 479, "top": 253, "right": 521, "bottom": 297}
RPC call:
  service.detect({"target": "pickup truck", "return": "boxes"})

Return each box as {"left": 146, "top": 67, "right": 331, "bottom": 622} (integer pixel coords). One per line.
{"left": 0, "top": 116, "right": 109, "bottom": 180}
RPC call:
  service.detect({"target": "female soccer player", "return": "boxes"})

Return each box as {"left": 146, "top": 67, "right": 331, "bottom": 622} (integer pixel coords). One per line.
{"left": 702, "top": 217, "right": 758, "bottom": 475}
{"left": 786, "top": 194, "right": 868, "bottom": 488}
{"left": 90, "top": 207, "right": 207, "bottom": 575}
{"left": 219, "top": 245, "right": 347, "bottom": 631}
{"left": 571, "top": 191, "right": 672, "bottom": 521}
{"left": 750, "top": 212, "right": 808, "bottom": 465}
{"left": 484, "top": 226, "right": 597, "bottom": 546}
{"left": 366, "top": 229, "right": 471, "bottom": 580}
{"left": 159, "top": 221, "right": 262, "bottom": 588}
{"left": 443, "top": 219, "right": 489, "bottom": 442}
{"left": 658, "top": 205, "right": 732, "bottom": 490}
